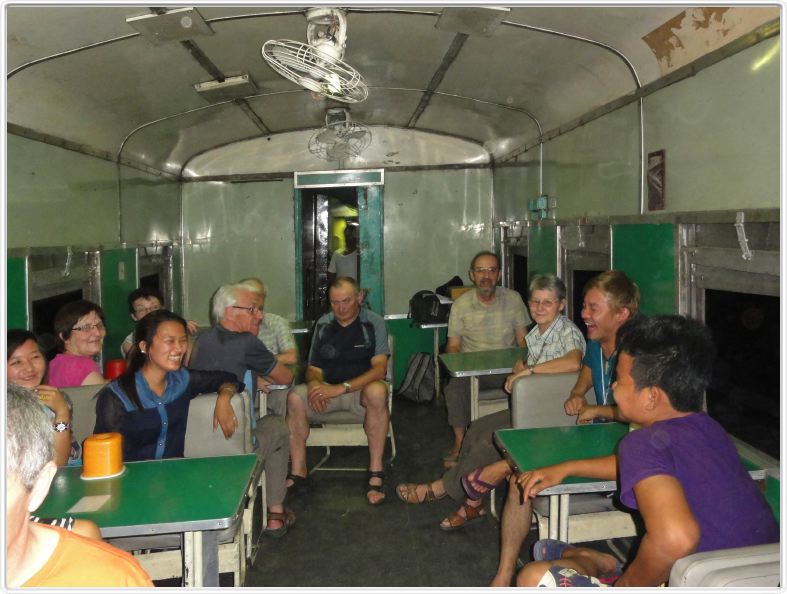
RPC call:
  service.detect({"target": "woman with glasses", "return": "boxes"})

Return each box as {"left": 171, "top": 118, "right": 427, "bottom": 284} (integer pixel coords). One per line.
{"left": 47, "top": 300, "right": 108, "bottom": 388}
{"left": 397, "top": 274, "right": 586, "bottom": 530}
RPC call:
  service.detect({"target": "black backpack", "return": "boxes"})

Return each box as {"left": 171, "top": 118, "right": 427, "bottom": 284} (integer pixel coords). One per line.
{"left": 408, "top": 290, "right": 451, "bottom": 325}
{"left": 397, "top": 352, "right": 435, "bottom": 403}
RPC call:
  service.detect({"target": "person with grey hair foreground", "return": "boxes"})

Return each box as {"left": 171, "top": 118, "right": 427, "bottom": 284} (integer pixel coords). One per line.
{"left": 6, "top": 384, "right": 153, "bottom": 587}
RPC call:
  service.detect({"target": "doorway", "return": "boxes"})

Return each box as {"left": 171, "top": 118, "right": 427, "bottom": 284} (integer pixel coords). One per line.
{"left": 294, "top": 170, "right": 385, "bottom": 321}
{"left": 298, "top": 187, "right": 360, "bottom": 322}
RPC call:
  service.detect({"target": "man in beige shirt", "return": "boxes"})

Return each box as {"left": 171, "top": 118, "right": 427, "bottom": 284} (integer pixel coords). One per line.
{"left": 443, "top": 251, "right": 530, "bottom": 465}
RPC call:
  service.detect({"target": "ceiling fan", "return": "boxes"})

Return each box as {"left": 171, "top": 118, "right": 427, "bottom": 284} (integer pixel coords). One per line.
{"left": 308, "top": 107, "right": 372, "bottom": 161}
{"left": 261, "top": 8, "right": 368, "bottom": 104}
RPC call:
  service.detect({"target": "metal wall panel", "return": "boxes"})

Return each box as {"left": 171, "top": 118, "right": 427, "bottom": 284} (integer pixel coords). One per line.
{"left": 643, "top": 37, "right": 779, "bottom": 212}
{"left": 7, "top": 135, "right": 120, "bottom": 248}
{"left": 542, "top": 102, "right": 641, "bottom": 219}
{"left": 119, "top": 171, "right": 181, "bottom": 244}
{"left": 382, "top": 168, "right": 494, "bottom": 315}
{"left": 181, "top": 179, "right": 296, "bottom": 324}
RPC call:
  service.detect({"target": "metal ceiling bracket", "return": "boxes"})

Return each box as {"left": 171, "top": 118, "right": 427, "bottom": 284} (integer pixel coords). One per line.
{"left": 734, "top": 211, "right": 753, "bottom": 261}
{"left": 126, "top": 8, "right": 214, "bottom": 45}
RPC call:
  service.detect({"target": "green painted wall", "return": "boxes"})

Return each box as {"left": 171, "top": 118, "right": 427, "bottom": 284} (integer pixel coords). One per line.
{"left": 383, "top": 169, "right": 494, "bottom": 315}
{"left": 100, "top": 248, "right": 138, "bottom": 361}
{"left": 385, "top": 318, "right": 447, "bottom": 389}
{"left": 643, "top": 37, "right": 779, "bottom": 212}
{"left": 7, "top": 257, "right": 28, "bottom": 329}
{"left": 612, "top": 224, "right": 676, "bottom": 315}
{"left": 358, "top": 185, "right": 384, "bottom": 315}
{"left": 527, "top": 225, "right": 558, "bottom": 280}
{"left": 181, "top": 179, "right": 296, "bottom": 324}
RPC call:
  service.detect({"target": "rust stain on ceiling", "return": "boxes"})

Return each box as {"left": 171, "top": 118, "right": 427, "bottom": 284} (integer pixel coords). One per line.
{"left": 643, "top": 6, "right": 778, "bottom": 75}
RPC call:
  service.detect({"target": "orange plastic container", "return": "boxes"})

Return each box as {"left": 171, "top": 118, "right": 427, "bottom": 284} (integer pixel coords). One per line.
{"left": 81, "top": 432, "right": 124, "bottom": 480}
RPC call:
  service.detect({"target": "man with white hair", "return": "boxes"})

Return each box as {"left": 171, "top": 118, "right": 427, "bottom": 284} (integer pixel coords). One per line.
{"left": 6, "top": 385, "right": 153, "bottom": 587}
{"left": 189, "top": 282, "right": 296, "bottom": 537}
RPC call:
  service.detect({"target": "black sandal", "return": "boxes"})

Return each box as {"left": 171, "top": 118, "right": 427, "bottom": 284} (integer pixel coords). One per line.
{"left": 366, "top": 470, "right": 386, "bottom": 505}
{"left": 287, "top": 473, "right": 310, "bottom": 495}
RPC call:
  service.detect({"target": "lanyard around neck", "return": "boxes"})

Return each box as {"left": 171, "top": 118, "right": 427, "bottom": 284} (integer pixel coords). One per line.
{"left": 599, "top": 347, "right": 616, "bottom": 405}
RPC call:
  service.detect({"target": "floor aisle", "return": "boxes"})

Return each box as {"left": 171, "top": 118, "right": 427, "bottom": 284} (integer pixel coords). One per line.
{"left": 245, "top": 395, "right": 513, "bottom": 587}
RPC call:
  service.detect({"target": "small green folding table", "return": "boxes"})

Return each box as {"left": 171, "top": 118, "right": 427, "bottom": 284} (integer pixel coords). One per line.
{"left": 36, "top": 454, "right": 258, "bottom": 587}
{"left": 440, "top": 347, "right": 526, "bottom": 420}
{"left": 495, "top": 423, "right": 629, "bottom": 541}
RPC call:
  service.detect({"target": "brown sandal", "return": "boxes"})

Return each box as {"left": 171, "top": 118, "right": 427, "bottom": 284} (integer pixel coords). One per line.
{"left": 264, "top": 507, "right": 296, "bottom": 539}
{"left": 439, "top": 503, "right": 486, "bottom": 531}
{"left": 396, "top": 482, "right": 446, "bottom": 504}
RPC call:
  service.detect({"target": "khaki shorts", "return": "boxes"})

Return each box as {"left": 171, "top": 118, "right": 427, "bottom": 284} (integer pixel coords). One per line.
{"left": 293, "top": 381, "right": 388, "bottom": 423}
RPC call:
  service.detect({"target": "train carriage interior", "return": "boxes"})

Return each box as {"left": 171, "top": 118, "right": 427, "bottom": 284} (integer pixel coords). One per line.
{"left": 4, "top": 3, "right": 782, "bottom": 588}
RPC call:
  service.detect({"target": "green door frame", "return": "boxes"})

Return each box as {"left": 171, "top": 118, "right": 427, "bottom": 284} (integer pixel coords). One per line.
{"left": 294, "top": 169, "right": 385, "bottom": 318}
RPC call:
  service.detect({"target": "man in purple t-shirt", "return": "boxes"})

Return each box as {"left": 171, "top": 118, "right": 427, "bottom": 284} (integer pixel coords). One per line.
{"left": 513, "top": 315, "right": 778, "bottom": 587}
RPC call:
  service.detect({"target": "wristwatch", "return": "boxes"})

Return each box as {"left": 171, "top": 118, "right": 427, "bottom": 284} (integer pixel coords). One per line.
{"left": 342, "top": 382, "right": 352, "bottom": 393}
{"left": 53, "top": 420, "right": 71, "bottom": 433}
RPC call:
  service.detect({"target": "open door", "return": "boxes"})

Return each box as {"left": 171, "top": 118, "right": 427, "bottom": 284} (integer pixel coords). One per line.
{"left": 294, "top": 169, "right": 385, "bottom": 321}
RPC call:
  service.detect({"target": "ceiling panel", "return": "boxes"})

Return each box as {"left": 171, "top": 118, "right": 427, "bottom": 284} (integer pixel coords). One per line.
{"left": 439, "top": 21, "right": 635, "bottom": 134}
{"left": 9, "top": 33, "right": 213, "bottom": 155}
{"left": 7, "top": 6, "right": 144, "bottom": 71}
{"left": 5, "top": 5, "right": 775, "bottom": 176}
{"left": 184, "top": 127, "right": 488, "bottom": 177}
{"left": 122, "top": 102, "right": 265, "bottom": 175}
{"left": 416, "top": 94, "right": 540, "bottom": 146}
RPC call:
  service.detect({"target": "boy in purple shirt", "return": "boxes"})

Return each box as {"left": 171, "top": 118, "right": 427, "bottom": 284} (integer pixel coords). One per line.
{"left": 515, "top": 315, "right": 778, "bottom": 587}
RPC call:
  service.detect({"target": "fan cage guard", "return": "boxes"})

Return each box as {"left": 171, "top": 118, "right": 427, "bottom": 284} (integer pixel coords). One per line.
{"left": 308, "top": 120, "right": 372, "bottom": 161}
{"left": 262, "top": 39, "right": 368, "bottom": 104}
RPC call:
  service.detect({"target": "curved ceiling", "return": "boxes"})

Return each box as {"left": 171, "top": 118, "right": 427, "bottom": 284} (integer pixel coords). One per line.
{"left": 6, "top": 5, "right": 778, "bottom": 177}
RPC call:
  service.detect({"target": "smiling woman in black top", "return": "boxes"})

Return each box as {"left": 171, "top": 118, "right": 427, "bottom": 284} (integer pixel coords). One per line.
{"left": 94, "top": 309, "right": 240, "bottom": 462}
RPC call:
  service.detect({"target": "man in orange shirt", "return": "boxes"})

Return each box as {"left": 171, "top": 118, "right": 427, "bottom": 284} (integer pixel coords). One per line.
{"left": 6, "top": 384, "right": 153, "bottom": 588}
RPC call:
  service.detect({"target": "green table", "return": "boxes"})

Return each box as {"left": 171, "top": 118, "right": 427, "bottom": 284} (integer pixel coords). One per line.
{"left": 495, "top": 423, "right": 629, "bottom": 541}
{"left": 440, "top": 347, "right": 526, "bottom": 420}
{"left": 36, "top": 454, "right": 259, "bottom": 587}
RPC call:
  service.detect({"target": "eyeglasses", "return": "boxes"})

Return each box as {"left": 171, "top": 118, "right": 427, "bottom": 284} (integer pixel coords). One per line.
{"left": 231, "top": 305, "right": 262, "bottom": 315}
{"left": 71, "top": 322, "right": 105, "bottom": 333}
{"left": 528, "top": 299, "right": 558, "bottom": 308}
{"left": 472, "top": 267, "right": 499, "bottom": 274}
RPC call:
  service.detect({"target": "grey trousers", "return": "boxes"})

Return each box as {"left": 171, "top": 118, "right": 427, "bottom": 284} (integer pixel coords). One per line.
{"left": 445, "top": 373, "right": 508, "bottom": 430}
{"left": 254, "top": 414, "right": 290, "bottom": 507}
{"left": 442, "top": 409, "right": 511, "bottom": 502}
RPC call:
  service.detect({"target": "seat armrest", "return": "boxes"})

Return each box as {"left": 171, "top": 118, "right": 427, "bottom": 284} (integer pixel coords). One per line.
{"left": 668, "top": 543, "right": 781, "bottom": 587}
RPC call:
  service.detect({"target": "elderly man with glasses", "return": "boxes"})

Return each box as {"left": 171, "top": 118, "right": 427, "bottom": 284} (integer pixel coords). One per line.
{"left": 442, "top": 251, "right": 530, "bottom": 466}
{"left": 189, "top": 282, "right": 297, "bottom": 538}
